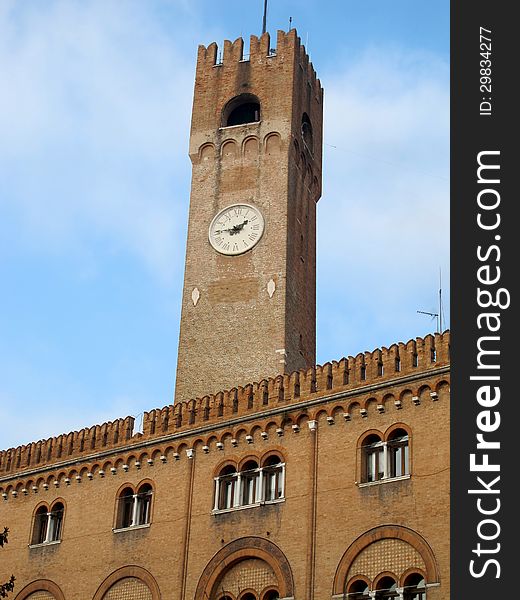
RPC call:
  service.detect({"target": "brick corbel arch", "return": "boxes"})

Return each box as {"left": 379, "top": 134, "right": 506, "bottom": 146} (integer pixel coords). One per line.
{"left": 332, "top": 525, "right": 440, "bottom": 595}
{"left": 92, "top": 565, "right": 161, "bottom": 600}
{"left": 195, "top": 536, "right": 294, "bottom": 600}
{"left": 15, "top": 579, "right": 65, "bottom": 600}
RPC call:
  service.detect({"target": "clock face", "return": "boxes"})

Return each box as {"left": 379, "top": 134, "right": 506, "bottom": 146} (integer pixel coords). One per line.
{"left": 208, "top": 203, "right": 265, "bottom": 255}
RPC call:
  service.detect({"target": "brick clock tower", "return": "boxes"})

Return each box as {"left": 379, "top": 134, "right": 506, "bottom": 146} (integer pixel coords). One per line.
{"left": 175, "top": 30, "right": 323, "bottom": 402}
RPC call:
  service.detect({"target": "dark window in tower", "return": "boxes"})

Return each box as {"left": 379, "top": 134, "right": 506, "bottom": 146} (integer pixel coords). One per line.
{"left": 222, "top": 94, "right": 261, "bottom": 127}
{"left": 301, "top": 113, "right": 313, "bottom": 151}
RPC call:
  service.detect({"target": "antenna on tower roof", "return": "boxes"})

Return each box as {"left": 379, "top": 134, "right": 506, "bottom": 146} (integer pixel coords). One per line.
{"left": 417, "top": 267, "right": 445, "bottom": 333}
{"left": 262, "top": 0, "right": 268, "bottom": 35}
{"left": 439, "top": 267, "right": 445, "bottom": 332}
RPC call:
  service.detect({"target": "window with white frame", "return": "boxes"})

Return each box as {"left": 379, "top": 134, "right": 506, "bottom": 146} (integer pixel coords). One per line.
{"left": 361, "top": 429, "right": 410, "bottom": 484}
{"left": 116, "top": 483, "right": 153, "bottom": 529}
{"left": 262, "top": 455, "right": 284, "bottom": 501}
{"left": 387, "top": 429, "right": 410, "bottom": 478}
{"left": 217, "top": 465, "right": 237, "bottom": 510}
{"left": 241, "top": 460, "right": 259, "bottom": 506}
{"left": 213, "top": 455, "right": 285, "bottom": 512}
{"left": 31, "top": 502, "right": 64, "bottom": 545}
{"left": 363, "top": 434, "right": 385, "bottom": 483}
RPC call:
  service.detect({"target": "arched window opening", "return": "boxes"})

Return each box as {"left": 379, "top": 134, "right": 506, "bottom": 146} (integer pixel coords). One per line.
{"left": 362, "top": 434, "right": 384, "bottom": 483}
{"left": 241, "top": 460, "right": 259, "bottom": 506}
{"left": 32, "top": 506, "right": 48, "bottom": 545}
{"left": 31, "top": 502, "right": 64, "bottom": 545}
{"left": 375, "top": 576, "right": 399, "bottom": 599}
{"left": 213, "top": 456, "right": 285, "bottom": 512}
{"left": 387, "top": 429, "right": 410, "bottom": 478}
{"left": 223, "top": 94, "right": 261, "bottom": 127}
{"left": 301, "top": 113, "right": 313, "bottom": 151}
{"left": 218, "top": 465, "right": 238, "bottom": 510}
{"left": 117, "top": 487, "right": 135, "bottom": 529}
{"left": 262, "top": 591, "right": 280, "bottom": 600}
{"left": 240, "top": 594, "right": 257, "bottom": 600}
{"left": 262, "top": 455, "right": 285, "bottom": 502}
{"left": 136, "top": 483, "right": 153, "bottom": 525}
{"left": 403, "top": 573, "right": 426, "bottom": 600}
{"left": 116, "top": 484, "right": 153, "bottom": 529}
{"left": 361, "top": 429, "right": 411, "bottom": 483}
{"left": 347, "top": 580, "right": 370, "bottom": 599}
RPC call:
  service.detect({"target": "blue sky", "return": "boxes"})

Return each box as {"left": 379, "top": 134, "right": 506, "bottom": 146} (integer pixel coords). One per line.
{"left": 0, "top": 0, "right": 449, "bottom": 449}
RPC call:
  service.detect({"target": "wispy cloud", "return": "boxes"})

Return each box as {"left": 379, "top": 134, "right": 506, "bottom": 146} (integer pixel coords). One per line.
{"left": 0, "top": 0, "right": 194, "bottom": 283}
{"left": 317, "top": 46, "right": 449, "bottom": 360}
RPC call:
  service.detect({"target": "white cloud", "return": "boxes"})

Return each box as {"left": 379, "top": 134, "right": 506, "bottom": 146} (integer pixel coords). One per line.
{"left": 317, "top": 46, "right": 449, "bottom": 359}
{"left": 0, "top": 0, "right": 194, "bottom": 283}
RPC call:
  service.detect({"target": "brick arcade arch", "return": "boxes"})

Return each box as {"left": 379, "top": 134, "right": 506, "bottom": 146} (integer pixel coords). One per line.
{"left": 14, "top": 580, "right": 65, "bottom": 600}
{"left": 332, "top": 525, "right": 440, "bottom": 596}
{"left": 92, "top": 566, "right": 161, "bottom": 600}
{"left": 195, "top": 537, "right": 294, "bottom": 600}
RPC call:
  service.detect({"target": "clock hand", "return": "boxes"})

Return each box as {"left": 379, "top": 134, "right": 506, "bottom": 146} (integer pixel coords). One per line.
{"left": 215, "top": 220, "right": 249, "bottom": 235}
{"left": 230, "top": 220, "right": 249, "bottom": 233}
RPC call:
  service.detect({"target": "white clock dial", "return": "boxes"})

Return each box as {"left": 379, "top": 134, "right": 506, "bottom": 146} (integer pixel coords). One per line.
{"left": 208, "top": 203, "right": 265, "bottom": 255}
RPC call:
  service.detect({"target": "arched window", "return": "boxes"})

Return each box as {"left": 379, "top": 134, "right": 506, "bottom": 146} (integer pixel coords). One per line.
{"left": 262, "top": 455, "right": 285, "bottom": 501}
{"left": 116, "top": 483, "right": 153, "bottom": 529}
{"left": 117, "top": 487, "right": 135, "bottom": 529}
{"left": 223, "top": 94, "right": 261, "bottom": 127}
{"left": 347, "top": 579, "right": 370, "bottom": 599}
{"left": 136, "top": 483, "right": 153, "bottom": 525}
{"left": 218, "top": 465, "right": 238, "bottom": 510}
{"left": 403, "top": 573, "right": 426, "bottom": 600}
{"left": 262, "top": 591, "right": 280, "bottom": 600}
{"left": 31, "top": 502, "right": 64, "bottom": 545}
{"left": 301, "top": 113, "right": 313, "bottom": 151}
{"left": 375, "top": 576, "right": 399, "bottom": 599}
{"left": 348, "top": 580, "right": 370, "bottom": 599}
{"left": 361, "top": 429, "right": 411, "bottom": 483}
{"left": 213, "top": 456, "right": 286, "bottom": 512}
{"left": 241, "top": 460, "right": 259, "bottom": 506}
{"left": 240, "top": 594, "right": 257, "bottom": 600}
{"left": 387, "top": 429, "right": 410, "bottom": 478}
{"left": 362, "top": 434, "right": 385, "bottom": 482}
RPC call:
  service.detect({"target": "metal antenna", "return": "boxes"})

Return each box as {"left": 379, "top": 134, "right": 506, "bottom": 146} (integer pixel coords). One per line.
{"left": 289, "top": 16, "right": 293, "bottom": 30}
{"left": 439, "top": 268, "right": 443, "bottom": 332}
{"left": 417, "top": 267, "right": 445, "bottom": 333}
{"left": 417, "top": 310, "right": 439, "bottom": 333}
{"left": 262, "top": 0, "right": 268, "bottom": 35}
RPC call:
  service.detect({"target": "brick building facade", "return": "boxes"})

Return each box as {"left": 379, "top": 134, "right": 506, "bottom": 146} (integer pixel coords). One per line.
{"left": 0, "top": 30, "right": 450, "bottom": 600}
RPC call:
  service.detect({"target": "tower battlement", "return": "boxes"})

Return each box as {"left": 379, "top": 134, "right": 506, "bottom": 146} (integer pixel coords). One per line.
{"left": 0, "top": 332, "right": 449, "bottom": 478}
{"left": 195, "top": 30, "right": 322, "bottom": 97}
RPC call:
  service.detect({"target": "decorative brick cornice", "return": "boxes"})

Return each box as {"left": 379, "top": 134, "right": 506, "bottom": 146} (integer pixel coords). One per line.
{"left": 0, "top": 332, "right": 449, "bottom": 482}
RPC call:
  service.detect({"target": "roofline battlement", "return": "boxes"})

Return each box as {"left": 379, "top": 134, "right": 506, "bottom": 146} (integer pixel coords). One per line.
{"left": 0, "top": 331, "right": 449, "bottom": 477}
{"left": 195, "top": 29, "right": 322, "bottom": 96}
